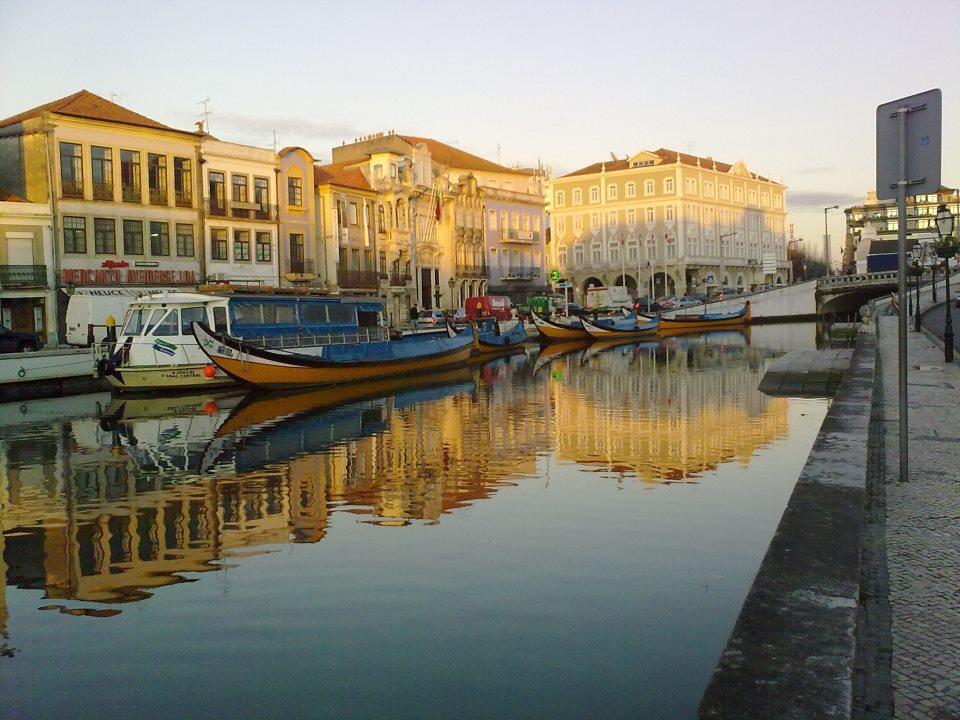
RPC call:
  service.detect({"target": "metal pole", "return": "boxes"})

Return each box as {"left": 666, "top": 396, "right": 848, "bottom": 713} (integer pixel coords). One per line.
{"left": 908, "top": 263, "right": 914, "bottom": 317}
{"left": 932, "top": 259, "right": 938, "bottom": 302}
{"left": 914, "top": 261, "right": 922, "bottom": 332}
{"left": 945, "top": 256, "right": 954, "bottom": 362}
{"left": 824, "top": 208, "right": 830, "bottom": 277}
{"left": 896, "top": 107, "right": 909, "bottom": 483}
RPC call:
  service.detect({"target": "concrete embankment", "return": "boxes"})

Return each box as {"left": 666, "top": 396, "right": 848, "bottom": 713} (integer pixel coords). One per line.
{"left": 698, "top": 330, "right": 876, "bottom": 718}
{"left": 758, "top": 348, "right": 854, "bottom": 397}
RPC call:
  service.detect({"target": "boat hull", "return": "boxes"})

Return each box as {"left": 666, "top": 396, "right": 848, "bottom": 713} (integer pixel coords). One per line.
{"left": 472, "top": 320, "right": 528, "bottom": 356}
{"left": 658, "top": 302, "right": 751, "bottom": 335}
{"left": 581, "top": 316, "right": 659, "bottom": 340}
{"left": 105, "top": 363, "right": 234, "bottom": 392}
{"left": 194, "top": 323, "right": 474, "bottom": 389}
{"left": 531, "top": 312, "right": 589, "bottom": 341}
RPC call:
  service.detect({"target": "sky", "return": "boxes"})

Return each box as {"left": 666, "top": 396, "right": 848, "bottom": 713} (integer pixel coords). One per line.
{"left": 2, "top": 0, "right": 959, "bottom": 264}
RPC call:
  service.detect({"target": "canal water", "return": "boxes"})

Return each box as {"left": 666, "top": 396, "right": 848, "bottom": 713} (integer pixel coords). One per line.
{"left": 1, "top": 325, "right": 827, "bottom": 719}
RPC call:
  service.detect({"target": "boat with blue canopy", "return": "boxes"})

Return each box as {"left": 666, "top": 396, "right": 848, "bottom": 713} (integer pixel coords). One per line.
{"left": 658, "top": 301, "right": 751, "bottom": 335}
{"left": 471, "top": 318, "right": 528, "bottom": 356}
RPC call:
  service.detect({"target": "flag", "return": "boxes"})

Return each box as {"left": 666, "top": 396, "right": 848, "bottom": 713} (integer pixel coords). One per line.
{"left": 435, "top": 198, "right": 441, "bottom": 221}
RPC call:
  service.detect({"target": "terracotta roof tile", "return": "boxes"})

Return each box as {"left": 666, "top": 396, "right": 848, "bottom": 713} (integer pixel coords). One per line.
{"left": 314, "top": 161, "right": 371, "bottom": 191}
{"left": 0, "top": 89, "right": 196, "bottom": 135}
{"left": 561, "top": 148, "right": 776, "bottom": 184}
{"left": 398, "top": 135, "right": 530, "bottom": 176}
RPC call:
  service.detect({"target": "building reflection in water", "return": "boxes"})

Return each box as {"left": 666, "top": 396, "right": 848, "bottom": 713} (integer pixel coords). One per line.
{"left": 1, "top": 333, "right": 790, "bottom": 637}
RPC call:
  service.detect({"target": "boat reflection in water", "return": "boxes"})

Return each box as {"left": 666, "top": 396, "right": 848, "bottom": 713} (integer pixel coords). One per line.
{"left": 2, "top": 329, "right": 801, "bottom": 685}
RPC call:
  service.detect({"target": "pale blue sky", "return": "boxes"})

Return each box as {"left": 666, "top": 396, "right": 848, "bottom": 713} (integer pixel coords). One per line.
{"left": 2, "top": 0, "right": 958, "bottom": 261}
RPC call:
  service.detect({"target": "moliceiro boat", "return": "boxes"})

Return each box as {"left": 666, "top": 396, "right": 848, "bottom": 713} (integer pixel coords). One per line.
{"left": 97, "top": 290, "right": 397, "bottom": 392}
{"left": 472, "top": 318, "right": 528, "bottom": 356}
{"left": 658, "top": 301, "right": 751, "bottom": 334}
{"left": 193, "top": 320, "right": 474, "bottom": 390}
{"left": 531, "top": 310, "right": 639, "bottom": 342}
{"left": 581, "top": 315, "right": 659, "bottom": 340}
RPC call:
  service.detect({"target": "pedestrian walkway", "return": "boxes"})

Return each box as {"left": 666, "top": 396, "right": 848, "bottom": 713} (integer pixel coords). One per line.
{"left": 877, "top": 316, "right": 960, "bottom": 719}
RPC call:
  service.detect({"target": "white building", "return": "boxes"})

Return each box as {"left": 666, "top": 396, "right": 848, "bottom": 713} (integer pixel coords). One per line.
{"left": 201, "top": 139, "right": 280, "bottom": 286}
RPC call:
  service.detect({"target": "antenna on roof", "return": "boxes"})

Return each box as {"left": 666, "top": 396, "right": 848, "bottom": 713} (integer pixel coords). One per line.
{"left": 609, "top": 151, "right": 618, "bottom": 162}
{"left": 497, "top": 144, "right": 501, "bottom": 164}
{"left": 109, "top": 92, "right": 124, "bottom": 104}
{"left": 198, "top": 98, "right": 211, "bottom": 134}
{"left": 272, "top": 130, "right": 278, "bottom": 153}
{"left": 682, "top": 140, "right": 695, "bottom": 155}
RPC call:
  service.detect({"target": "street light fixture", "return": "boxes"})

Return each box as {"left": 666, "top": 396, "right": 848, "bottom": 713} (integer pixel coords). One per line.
{"left": 447, "top": 275, "right": 456, "bottom": 314}
{"left": 910, "top": 244, "right": 923, "bottom": 332}
{"left": 934, "top": 203, "right": 956, "bottom": 362}
{"left": 824, "top": 205, "right": 839, "bottom": 277}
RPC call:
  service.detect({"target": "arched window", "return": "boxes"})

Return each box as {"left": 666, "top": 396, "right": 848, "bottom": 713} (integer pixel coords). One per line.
{"left": 377, "top": 205, "right": 386, "bottom": 232}
{"left": 644, "top": 180, "right": 655, "bottom": 196}
{"left": 626, "top": 182, "right": 636, "bottom": 198}
{"left": 589, "top": 186, "right": 599, "bottom": 203}
{"left": 572, "top": 189, "right": 582, "bottom": 205}
{"left": 607, "top": 184, "right": 617, "bottom": 200}
{"left": 555, "top": 190, "right": 565, "bottom": 207}
{"left": 664, "top": 178, "right": 674, "bottom": 193}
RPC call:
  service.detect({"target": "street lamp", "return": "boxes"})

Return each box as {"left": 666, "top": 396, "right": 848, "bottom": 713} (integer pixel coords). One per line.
{"left": 934, "top": 204, "right": 956, "bottom": 362}
{"left": 910, "top": 244, "right": 923, "bottom": 332}
{"left": 824, "top": 205, "right": 839, "bottom": 277}
{"left": 447, "top": 275, "right": 456, "bottom": 314}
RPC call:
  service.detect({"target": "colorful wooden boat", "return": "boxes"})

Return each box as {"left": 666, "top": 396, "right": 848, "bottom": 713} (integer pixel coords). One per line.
{"left": 658, "top": 301, "right": 751, "bottom": 335}
{"left": 193, "top": 321, "right": 474, "bottom": 390}
{"left": 471, "top": 318, "right": 528, "bottom": 356}
{"left": 581, "top": 315, "right": 659, "bottom": 340}
{"left": 531, "top": 311, "right": 588, "bottom": 341}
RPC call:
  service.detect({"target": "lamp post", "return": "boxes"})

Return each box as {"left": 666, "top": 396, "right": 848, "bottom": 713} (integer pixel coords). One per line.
{"left": 447, "top": 275, "right": 455, "bottom": 314}
{"left": 934, "top": 204, "right": 956, "bottom": 362}
{"left": 824, "top": 205, "right": 839, "bottom": 277}
{"left": 910, "top": 244, "right": 923, "bottom": 332}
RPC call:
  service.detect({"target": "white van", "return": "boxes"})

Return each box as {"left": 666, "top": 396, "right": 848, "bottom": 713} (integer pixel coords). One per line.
{"left": 585, "top": 285, "right": 632, "bottom": 310}
{"left": 66, "top": 287, "right": 176, "bottom": 346}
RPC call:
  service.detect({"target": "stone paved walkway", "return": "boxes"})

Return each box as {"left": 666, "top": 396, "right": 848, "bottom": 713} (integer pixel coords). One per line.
{"left": 877, "top": 316, "right": 960, "bottom": 720}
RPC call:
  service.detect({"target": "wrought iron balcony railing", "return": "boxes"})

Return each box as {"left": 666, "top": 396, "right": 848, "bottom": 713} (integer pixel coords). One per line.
{"left": 149, "top": 188, "right": 167, "bottom": 206}
{"left": 337, "top": 265, "right": 379, "bottom": 288}
{"left": 0, "top": 265, "right": 47, "bottom": 288}
{"left": 208, "top": 197, "right": 228, "bottom": 217}
{"left": 389, "top": 272, "right": 412, "bottom": 286}
{"left": 286, "top": 258, "right": 315, "bottom": 275}
{"left": 92, "top": 182, "right": 113, "bottom": 201}
{"left": 61, "top": 179, "right": 83, "bottom": 199}
{"left": 122, "top": 185, "right": 141, "bottom": 203}
{"left": 175, "top": 190, "right": 193, "bottom": 208}
{"left": 455, "top": 264, "right": 490, "bottom": 278}
{"left": 501, "top": 266, "right": 543, "bottom": 280}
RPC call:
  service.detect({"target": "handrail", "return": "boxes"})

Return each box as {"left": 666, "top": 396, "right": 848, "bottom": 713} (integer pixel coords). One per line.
{"left": 243, "top": 326, "right": 388, "bottom": 349}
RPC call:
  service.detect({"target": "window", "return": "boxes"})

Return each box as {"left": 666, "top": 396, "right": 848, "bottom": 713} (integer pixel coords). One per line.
{"left": 209, "top": 171, "right": 226, "bottom": 214}
{"left": 234, "top": 230, "right": 250, "bottom": 261}
{"left": 773, "top": 194, "right": 782, "bottom": 209}
{"left": 288, "top": 177, "right": 302, "bottom": 206}
{"left": 176, "top": 224, "right": 195, "bottom": 257}
{"left": 348, "top": 202, "right": 359, "bottom": 225}
{"left": 511, "top": 212, "right": 520, "bottom": 229}
{"left": 720, "top": 184, "right": 730, "bottom": 200}
{"left": 232, "top": 174, "right": 248, "bottom": 217}
{"left": 644, "top": 180, "right": 654, "bottom": 196}
{"left": 557, "top": 218, "right": 566, "bottom": 234}
{"left": 150, "top": 221, "right": 170, "bottom": 256}
{"left": 590, "top": 213, "right": 600, "bottom": 229}
{"left": 152, "top": 310, "right": 179, "bottom": 336}
{"left": 592, "top": 248, "right": 601, "bottom": 264}
{"left": 704, "top": 181, "right": 714, "bottom": 197}
{"left": 60, "top": 142, "right": 83, "bottom": 198}
{"left": 120, "top": 150, "right": 141, "bottom": 202}
{"left": 123, "top": 220, "right": 143, "bottom": 255}
{"left": 645, "top": 207, "right": 655, "bottom": 223}
{"left": 665, "top": 206, "right": 675, "bottom": 221}
{"left": 211, "top": 228, "right": 228, "bottom": 260}
{"left": 379, "top": 250, "right": 387, "bottom": 275}
{"left": 378, "top": 205, "right": 387, "bottom": 232}
{"left": 63, "top": 216, "right": 86, "bottom": 253}
{"left": 761, "top": 191, "right": 769, "bottom": 207}
{"left": 610, "top": 246, "right": 619, "bottom": 263}
{"left": 572, "top": 189, "right": 582, "bottom": 205}
{"left": 253, "top": 176, "right": 269, "bottom": 218}
{"left": 627, "top": 209, "right": 636, "bottom": 224}
{"left": 180, "top": 307, "right": 205, "bottom": 335}
{"left": 663, "top": 178, "right": 674, "bottom": 193}
{"left": 255, "top": 232, "right": 271, "bottom": 262}
{"left": 488, "top": 210, "right": 497, "bottom": 229}
{"left": 626, "top": 182, "right": 636, "bottom": 198}
{"left": 607, "top": 184, "right": 617, "bottom": 200}
{"left": 555, "top": 190, "right": 565, "bottom": 207}
{"left": 91, "top": 147, "right": 113, "bottom": 200}
{"left": 289, "top": 234, "right": 305, "bottom": 273}
{"left": 748, "top": 189, "right": 757, "bottom": 205}
{"left": 94, "top": 218, "right": 116, "bottom": 254}
{"left": 574, "top": 216, "right": 583, "bottom": 233}
{"left": 148, "top": 154, "right": 167, "bottom": 205}
{"left": 589, "top": 187, "right": 599, "bottom": 203}
{"left": 734, "top": 187, "right": 744, "bottom": 202}
{"left": 607, "top": 211, "right": 617, "bottom": 226}
{"left": 685, "top": 178, "right": 697, "bottom": 194}
{"left": 174, "top": 158, "right": 192, "bottom": 207}
{"left": 575, "top": 246, "right": 584, "bottom": 265}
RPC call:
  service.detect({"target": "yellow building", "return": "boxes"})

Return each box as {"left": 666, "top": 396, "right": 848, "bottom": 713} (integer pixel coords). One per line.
{"left": 548, "top": 148, "right": 789, "bottom": 299}
{"left": 0, "top": 90, "right": 205, "bottom": 339}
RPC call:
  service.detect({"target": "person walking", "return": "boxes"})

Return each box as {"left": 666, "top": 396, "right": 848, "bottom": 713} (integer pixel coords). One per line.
{"left": 409, "top": 304, "right": 419, "bottom": 330}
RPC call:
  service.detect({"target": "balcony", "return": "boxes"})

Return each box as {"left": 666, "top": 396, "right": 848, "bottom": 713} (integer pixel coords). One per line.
{"left": 175, "top": 190, "right": 193, "bottom": 208}
{"left": 389, "top": 272, "right": 412, "bottom": 286}
{"left": 92, "top": 182, "right": 113, "bottom": 201}
{"left": 149, "top": 187, "right": 167, "bottom": 206}
{"left": 455, "top": 264, "right": 490, "bottom": 278}
{"left": 122, "top": 185, "right": 141, "bottom": 203}
{"left": 61, "top": 179, "right": 83, "bottom": 199}
{"left": 253, "top": 204, "right": 277, "bottom": 221}
{"left": 337, "top": 265, "right": 380, "bottom": 289}
{"left": 501, "top": 266, "right": 542, "bottom": 281}
{"left": 0, "top": 265, "right": 47, "bottom": 288}
{"left": 504, "top": 229, "right": 540, "bottom": 244}
{"left": 208, "top": 197, "right": 228, "bottom": 217}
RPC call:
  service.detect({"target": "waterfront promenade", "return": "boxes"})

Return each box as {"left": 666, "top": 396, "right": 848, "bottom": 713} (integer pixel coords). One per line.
{"left": 878, "top": 315, "right": 960, "bottom": 719}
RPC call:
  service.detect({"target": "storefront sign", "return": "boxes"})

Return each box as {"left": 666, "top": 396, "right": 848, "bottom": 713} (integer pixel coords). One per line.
{"left": 135, "top": 261, "right": 160, "bottom": 268}
{"left": 61, "top": 269, "right": 197, "bottom": 286}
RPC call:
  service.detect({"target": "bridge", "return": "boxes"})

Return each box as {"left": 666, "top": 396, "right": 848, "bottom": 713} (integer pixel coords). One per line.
{"left": 666, "top": 271, "right": 903, "bottom": 322}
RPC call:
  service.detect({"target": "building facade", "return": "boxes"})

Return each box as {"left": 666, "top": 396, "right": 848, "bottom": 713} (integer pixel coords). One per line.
{"left": 547, "top": 148, "right": 789, "bottom": 300}
{"left": 277, "top": 146, "right": 319, "bottom": 286}
{"left": 843, "top": 187, "right": 959, "bottom": 274}
{"left": 200, "top": 138, "right": 279, "bottom": 286}
{"left": 0, "top": 191, "right": 56, "bottom": 343}
{"left": 0, "top": 91, "right": 204, "bottom": 338}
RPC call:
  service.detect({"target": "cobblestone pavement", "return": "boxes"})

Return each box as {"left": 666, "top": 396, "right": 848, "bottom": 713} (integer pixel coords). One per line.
{"left": 877, "top": 317, "right": 960, "bottom": 719}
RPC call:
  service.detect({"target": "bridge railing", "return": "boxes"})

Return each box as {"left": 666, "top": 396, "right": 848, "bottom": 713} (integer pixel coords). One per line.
{"left": 817, "top": 271, "right": 899, "bottom": 289}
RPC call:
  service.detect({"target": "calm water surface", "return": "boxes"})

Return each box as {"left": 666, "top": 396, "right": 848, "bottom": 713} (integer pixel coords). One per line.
{"left": 1, "top": 325, "right": 827, "bottom": 719}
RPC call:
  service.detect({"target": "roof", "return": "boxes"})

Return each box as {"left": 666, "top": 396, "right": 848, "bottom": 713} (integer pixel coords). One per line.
{"left": 0, "top": 89, "right": 196, "bottom": 135}
{"left": 561, "top": 148, "right": 773, "bottom": 183}
{"left": 314, "top": 161, "right": 371, "bottom": 192}
{"left": 0, "top": 189, "right": 27, "bottom": 202}
{"left": 278, "top": 146, "right": 316, "bottom": 161}
{"left": 397, "top": 135, "right": 530, "bottom": 176}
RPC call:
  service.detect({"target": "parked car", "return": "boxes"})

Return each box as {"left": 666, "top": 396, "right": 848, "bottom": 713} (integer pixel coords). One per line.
{"left": 465, "top": 295, "right": 513, "bottom": 321}
{"left": 453, "top": 308, "right": 467, "bottom": 324}
{"left": 754, "top": 283, "right": 774, "bottom": 293}
{"left": 674, "top": 297, "right": 700, "bottom": 309}
{"left": 0, "top": 325, "right": 42, "bottom": 353}
{"left": 634, "top": 298, "right": 660, "bottom": 313}
{"left": 417, "top": 310, "right": 446, "bottom": 326}
{"left": 715, "top": 288, "right": 743, "bottom": 299}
